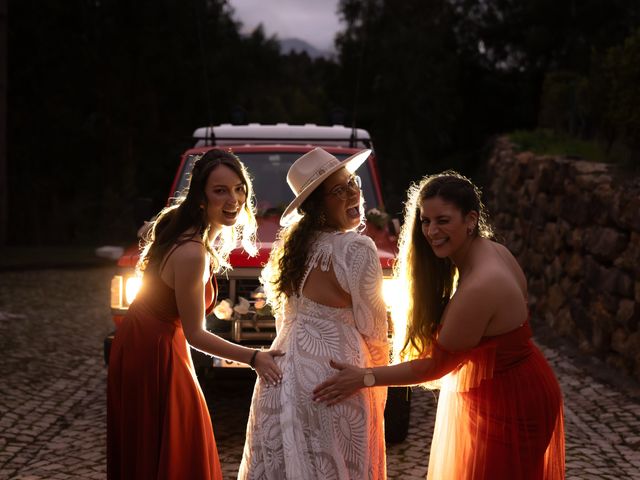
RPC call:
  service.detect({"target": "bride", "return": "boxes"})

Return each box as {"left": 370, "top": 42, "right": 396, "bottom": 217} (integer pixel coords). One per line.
{"left": 238, "top": 147, "right": 390, "bottom": 480}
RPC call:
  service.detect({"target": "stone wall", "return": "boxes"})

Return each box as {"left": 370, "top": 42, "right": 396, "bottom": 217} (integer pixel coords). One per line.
{"left": 485, "top": 137, "right": 640, "bottom": 380}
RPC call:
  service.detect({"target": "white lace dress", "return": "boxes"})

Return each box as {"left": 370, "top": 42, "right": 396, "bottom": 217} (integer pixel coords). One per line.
{"left": 238, "top": 231, "right": 390, "bottom": 480}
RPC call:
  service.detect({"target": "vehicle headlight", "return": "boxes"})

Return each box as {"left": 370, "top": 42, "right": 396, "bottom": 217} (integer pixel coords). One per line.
{"left": 111, "top": 274, "right": 143, "bottom": 309}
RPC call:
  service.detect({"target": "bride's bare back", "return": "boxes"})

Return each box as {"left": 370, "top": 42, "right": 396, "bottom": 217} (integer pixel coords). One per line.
{"left": 302, "top": 263, "right": 352, "bottom": 308}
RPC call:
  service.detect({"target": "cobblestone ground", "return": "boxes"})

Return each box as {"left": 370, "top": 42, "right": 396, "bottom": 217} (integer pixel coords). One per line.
{"left": 0, "top": 267, "right": 639, "bottom": 479}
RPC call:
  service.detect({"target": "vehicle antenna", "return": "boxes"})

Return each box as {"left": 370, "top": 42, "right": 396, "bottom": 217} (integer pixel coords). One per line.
{"left": 349, "top": 22, "right": 368, "bottom": 149}
{"left": 193, "top": 0, "right": 216, "bottom": 146}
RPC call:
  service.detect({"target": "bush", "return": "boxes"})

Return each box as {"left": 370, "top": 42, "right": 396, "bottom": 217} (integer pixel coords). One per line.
{"left": 536, "top": 28, "right": 640, "bottom": 167}
{"left": 538, "top": 71, "right": 589, "bottom": 138}
{"left": 601, "top": 28, "right": 640, "bottom": 154}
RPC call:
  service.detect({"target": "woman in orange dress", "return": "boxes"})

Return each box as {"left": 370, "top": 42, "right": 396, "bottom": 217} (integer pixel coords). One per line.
{"left": 314, "top": 171, "right": 565, "bottom": 479}
{"left": 107, "top": 149, "right": 284, "bottom": 480}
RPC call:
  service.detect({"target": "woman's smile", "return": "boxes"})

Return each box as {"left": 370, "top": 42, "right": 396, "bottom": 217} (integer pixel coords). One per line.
{"left": 222, "top": 208, "right": 239, "bottom": 220}
{"left": 346, "top": 206, "right": 360, "bottom": 219}
{"left": 429, "top": 237, "right": 448, "bottom": 247}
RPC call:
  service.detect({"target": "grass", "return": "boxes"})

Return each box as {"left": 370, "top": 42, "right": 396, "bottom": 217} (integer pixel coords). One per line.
{"left": 508, "top": 129, "right": 609, "bottom": 163}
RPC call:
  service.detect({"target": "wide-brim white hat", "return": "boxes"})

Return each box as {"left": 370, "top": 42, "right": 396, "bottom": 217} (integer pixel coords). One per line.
{"left": 280, "top": 147, "right": 372, "bottom": 226}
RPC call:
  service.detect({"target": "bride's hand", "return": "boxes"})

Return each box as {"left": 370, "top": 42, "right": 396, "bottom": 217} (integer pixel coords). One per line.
{"left": 312, "top": 359, "right": 365, "bottom": 405}
{"left": 254, "top": 349, "right": 285, "bottom": 386}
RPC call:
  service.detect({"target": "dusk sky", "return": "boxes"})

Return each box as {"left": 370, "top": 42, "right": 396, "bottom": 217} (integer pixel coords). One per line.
{"left": 227, "top": 0, "right": 342, "bottom": 52}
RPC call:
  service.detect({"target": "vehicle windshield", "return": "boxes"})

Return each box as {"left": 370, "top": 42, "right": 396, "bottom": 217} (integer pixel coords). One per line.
{"left": 174, "top": 151, "right": 380, "bottom": 216}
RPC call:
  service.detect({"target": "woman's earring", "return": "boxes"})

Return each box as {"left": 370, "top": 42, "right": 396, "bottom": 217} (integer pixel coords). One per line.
{"left": 467, "top": 225, "right": 475, "bottom": 236}
{"left": 318, "top": 212, "right": 326, "bottom": 226}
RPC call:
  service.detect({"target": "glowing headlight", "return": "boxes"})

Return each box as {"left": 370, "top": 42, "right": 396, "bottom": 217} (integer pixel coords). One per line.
{"left": 110, "top": 275, "right": 123, "bottom": 309}
{"left": 111, "top": 274, "right": 143, "bottom": 309}
{"left": 125, "top": 276, "right": 143, "bottom": 305}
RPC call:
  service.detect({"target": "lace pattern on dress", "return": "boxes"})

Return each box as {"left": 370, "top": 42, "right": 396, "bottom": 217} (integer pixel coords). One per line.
{"left": 239, "top": 231, "right": 390, "bottom": 480}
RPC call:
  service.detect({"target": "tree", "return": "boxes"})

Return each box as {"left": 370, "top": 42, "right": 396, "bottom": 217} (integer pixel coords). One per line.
{"left": 451, "top": 0, "right": 640, "bottom": 130}
{"left": 597, "top": 28, "right": 640, "bottom": 163}
{"left": 7, "top": 0, "right": 341, "bottom": 244}
{"left": 335, "top": 1, "right": 463, "bottom": 207}
{"left": 0, "top": 0, "right": 6, "bottom": 245}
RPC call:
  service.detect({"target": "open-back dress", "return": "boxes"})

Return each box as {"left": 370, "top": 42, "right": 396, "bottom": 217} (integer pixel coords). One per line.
{"left": 239, "top": 231, "right": 390, "bottom": 480}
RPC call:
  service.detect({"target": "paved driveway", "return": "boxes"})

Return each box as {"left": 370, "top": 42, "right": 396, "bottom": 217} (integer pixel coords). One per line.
{"left": 0, "top": 267, "right": 639, "bottom": 479}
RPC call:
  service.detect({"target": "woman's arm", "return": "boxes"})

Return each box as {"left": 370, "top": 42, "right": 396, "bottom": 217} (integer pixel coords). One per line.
{"left": 312, "top": 347, "right": 464, "bottom": 405}
{"left": 173, "top": 242, "right": 284, "bottom": 384}
{"left": 341, "top": 235, "right": 389, "bottom": 366}
{"left": 313, "top": 280, "right": 498, "bottom": 404}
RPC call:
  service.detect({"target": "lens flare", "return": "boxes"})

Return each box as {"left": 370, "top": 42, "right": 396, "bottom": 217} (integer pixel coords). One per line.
{"left": 382, "top": 278, "right": 409, "bottom": 364}
{"left": 125, "top": 276, "right": 142, "bottom": 305}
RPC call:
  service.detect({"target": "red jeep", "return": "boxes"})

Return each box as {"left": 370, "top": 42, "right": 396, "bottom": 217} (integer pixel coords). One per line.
{"left": 106, "top": 124, "right": 411, "bottom": 442}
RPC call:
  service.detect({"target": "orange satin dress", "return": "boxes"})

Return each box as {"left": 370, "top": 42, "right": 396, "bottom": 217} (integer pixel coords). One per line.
{"left": 107, "top": 262, "right": 222, "bottom": 480}
{"left": 425, "top": 319, "right": 565, "bottom": 480}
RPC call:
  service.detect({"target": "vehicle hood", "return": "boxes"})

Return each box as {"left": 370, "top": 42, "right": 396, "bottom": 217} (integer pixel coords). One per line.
{"left": 230, "top": 216, "right": 397, "bottom": 269}
{"left": 118, "top": 216, "right": 397, "bottom": 270}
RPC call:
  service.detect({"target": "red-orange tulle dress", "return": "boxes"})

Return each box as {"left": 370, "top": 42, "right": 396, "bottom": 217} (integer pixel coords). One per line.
{"left": 424, "top": 319, "right": 565, "bottom": 480}
{"left": 107, "top": 265, "right": 222, "bottom": 480}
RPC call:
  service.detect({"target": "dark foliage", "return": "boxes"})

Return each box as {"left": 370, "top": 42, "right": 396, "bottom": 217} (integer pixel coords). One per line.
{"left": 5, "top": 0, "right": 639, "bottom": 244}
{"left": 7, "top": 0, "right": 336, "bottom": 244}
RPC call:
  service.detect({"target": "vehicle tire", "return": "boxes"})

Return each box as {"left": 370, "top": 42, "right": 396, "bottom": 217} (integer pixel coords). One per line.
{"left": 384, "top": 386, "right": 411, "bottom": 444}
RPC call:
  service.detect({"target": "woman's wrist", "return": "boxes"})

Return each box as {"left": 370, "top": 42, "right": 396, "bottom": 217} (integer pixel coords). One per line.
{"left": 363, "top": 367, "right": 376, "bottom": 387}
{"left": 249, "top": 349, "right": 259, "bottom": 369}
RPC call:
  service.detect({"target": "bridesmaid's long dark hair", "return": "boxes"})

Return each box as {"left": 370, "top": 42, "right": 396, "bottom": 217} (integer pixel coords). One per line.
{"left": 138, "top": 149, "right": 257, "bottom": 274}
{"left": 395, "top": 171, "right": 493, "bottom": 361}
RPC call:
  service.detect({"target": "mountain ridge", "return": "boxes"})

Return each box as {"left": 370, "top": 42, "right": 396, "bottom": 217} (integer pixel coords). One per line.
{"left": 279, "top": 37, "right": 334, "bottom": 59}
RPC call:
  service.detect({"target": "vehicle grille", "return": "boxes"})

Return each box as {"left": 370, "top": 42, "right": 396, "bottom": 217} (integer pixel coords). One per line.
{"left": 209, "top": 276, "right": 276, "bottom": 345}
{"left": 216, "top": 277, "right": 262, "bottom": 302}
